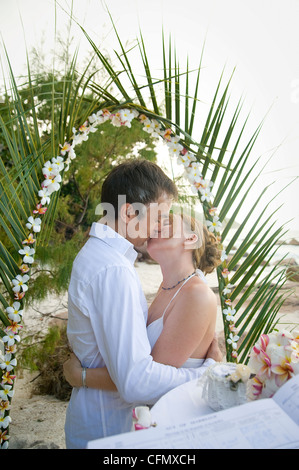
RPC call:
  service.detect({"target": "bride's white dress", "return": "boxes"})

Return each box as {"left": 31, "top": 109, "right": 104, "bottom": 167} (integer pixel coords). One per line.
{"left": 146, "top": 269, "right": 208, "bottom": 368}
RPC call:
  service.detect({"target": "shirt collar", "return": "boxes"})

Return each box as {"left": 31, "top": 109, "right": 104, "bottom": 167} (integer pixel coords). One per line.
{"left": 89, "top": 222, "right": 138, "bottom": 264}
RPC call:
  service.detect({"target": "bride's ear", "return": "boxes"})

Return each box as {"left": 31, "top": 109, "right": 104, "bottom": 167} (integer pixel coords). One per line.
{"left": 183, "top": 232, "right": 198, "bottom": 249}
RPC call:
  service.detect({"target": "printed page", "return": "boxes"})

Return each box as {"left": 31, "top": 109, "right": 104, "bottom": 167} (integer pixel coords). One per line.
{"left": 273, "top": 374, "right": 299, "bottom": 425}
{"left": 87, "top": 398, "right": 299, "bottom": 449}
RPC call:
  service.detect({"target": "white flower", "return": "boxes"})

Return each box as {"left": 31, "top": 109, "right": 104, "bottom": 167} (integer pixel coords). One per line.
{"left": 42, "top": 173, "right": 62, "bottom": 194}
{"left": 119, "top": 108, "right": 136, "bottom": 127}
{"left": 2, "top": 332, "right": 20, "bottom": 347}
{"left": 0, "top": 355, "right": 17, "bottom": 372}
{"left": 287, "top": 340, "right": 299, "bottom": 363}
{"left": 221, "top": 250, "right": 228, "bottom": 262}
{"left": 26, "top": 216, "right": 42, "bottom": 233}
{"left": 18, "top": 246, "right": 35, "bottom": 264}
{"left": 227, "top": 333, "right": 239, "bottom": 350}
{"left": 142, "top": 118, "right": 162, "bottom": 137}
{"left": 6, "top": 302, "right": 24, "bottom": 323}
{"left": 223, "top": 306, "right": 236, "bottom": 322}
{"left": 0, "top": 412, "right": 12, "bottom": 429}
{"left": 68, "top": 146, "right": 76, "bottom": 160}
{"left": 222, "top": 283, "right": 234, "bottom": 295}
{"left": 42, "top": 160, "right": 60, "bottom": 178}
{"left": 51, "top": 156, "right": 64, "bottom": 171}
{"left": 201, "top": 179, "right": 213, "bottom": 190}
{"left": 38, "top": 188, "right": 51, "bottom": 205}
{"left": 177, "top": 152, "right": 196, "bottom": 167}
{"left": 88, "top": 110, "right": 107, "bottom": 125}
{"left": 88, "top": 113, "right": 102, "bottom": 126}
{"left": 72, "top": 130, "right": 89, "bottom": 147}
{"left": 169, "top": 135, "right": 181, "bottom": 145}
{"left": 206, "top": 216, "right": 222, "bottom": 233}
{"left": 186, "top": 162, "right": 202, "bottom": 183}
{"left": 111, "top": 113, "right": 123, "bottom": 127}
{"left": 167, "top": 142, "right": 184, "bottom": 157}
{"left": 87, "top": 123, "right": 98, "bottom": 134}
{"left": 199, "top": 186, "right": 212, "bottom": 202}
{"left": 12, "top": 274, "right": 30, "bottom": 293}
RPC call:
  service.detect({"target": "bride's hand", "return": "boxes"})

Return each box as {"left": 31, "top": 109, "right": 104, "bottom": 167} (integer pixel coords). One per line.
{"left": 63, "top": 352, "right": 83, "bottom": 387}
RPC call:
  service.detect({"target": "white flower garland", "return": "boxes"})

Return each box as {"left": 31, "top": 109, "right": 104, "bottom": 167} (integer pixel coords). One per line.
{"left": 0, "top": 106, "right": 237, "bottom": 447}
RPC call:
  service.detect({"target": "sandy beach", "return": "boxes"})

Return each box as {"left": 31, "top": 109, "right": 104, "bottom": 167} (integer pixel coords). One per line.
{"left": 8, "top": 259, "right": 299, "bottom": 449}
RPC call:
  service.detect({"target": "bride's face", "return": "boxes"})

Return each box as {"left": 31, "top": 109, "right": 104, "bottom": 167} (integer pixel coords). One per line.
{"left": 147, "top": 214, "right": 187, "bottom": 260}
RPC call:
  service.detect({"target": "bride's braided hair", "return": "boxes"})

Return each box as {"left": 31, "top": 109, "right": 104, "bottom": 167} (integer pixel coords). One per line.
{"left": 180, "top": 214, "right": 222, "bottom": 275}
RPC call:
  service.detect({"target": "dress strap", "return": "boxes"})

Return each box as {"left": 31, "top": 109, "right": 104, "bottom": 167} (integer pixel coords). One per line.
{"left": 161, "top": 272, "right": 197, "bottom": 320}
{"left": 195, "top": 268, "right": 208, "bottom": 284}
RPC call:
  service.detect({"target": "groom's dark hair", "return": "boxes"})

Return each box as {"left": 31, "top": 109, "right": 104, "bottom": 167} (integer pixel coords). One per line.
{"left": 101, "top": 158, "right": 178, "bottom": 219}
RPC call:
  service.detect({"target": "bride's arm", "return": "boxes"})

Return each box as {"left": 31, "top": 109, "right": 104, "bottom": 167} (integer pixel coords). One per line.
{"left": 63, "top": 353, "right": 117, "bottom": 391}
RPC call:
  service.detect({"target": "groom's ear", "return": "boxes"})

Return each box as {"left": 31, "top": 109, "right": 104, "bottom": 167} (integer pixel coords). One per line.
{"left": 119, "top": 203, "right": 136, "bottom": 223}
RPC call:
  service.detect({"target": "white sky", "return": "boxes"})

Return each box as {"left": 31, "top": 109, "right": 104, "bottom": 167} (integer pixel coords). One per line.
{"left": 1, "top": 0, "right": 299, "bottom": 234}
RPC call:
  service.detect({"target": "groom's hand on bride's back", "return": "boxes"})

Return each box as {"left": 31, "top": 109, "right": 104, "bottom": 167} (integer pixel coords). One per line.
{"left": 206, "top": 335, "right": 223, "bottom": 362}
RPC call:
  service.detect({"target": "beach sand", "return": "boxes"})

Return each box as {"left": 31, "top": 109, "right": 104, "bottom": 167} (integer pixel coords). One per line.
{"left": 8, "top": 261, "right": 299, "bottom": 449}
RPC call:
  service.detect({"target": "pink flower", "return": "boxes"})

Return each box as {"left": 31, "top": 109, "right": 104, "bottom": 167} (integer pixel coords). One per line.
{"left": 19, "top": 264, "right": 30, "bottom": 273}
{"left": 221, "top": 268, "right": 230, "bottom": 278}
{"left": 271, "top": 356, "right": 294, "bottom": 387}
{"left": 250, "top": 376, "right": 264, "bottom": 398}
{"left": 59, "top": 142, "right": 71, "bottom": 155}
{"left": 14, "top": 291, "right": 25, "bottom": 300}
{"left": 209, "top": 207, "right": 218, "bottom": 216}
{"left": 22, "top": 233, "right": 36, "bottom": 245}
{"left": 257, "top": 350, "right": 272, "bottom": 380}
{"left": 33, "top": 203, "right": 47, "bottom": 215}
{"left": 1, "top": 371, "right": 16, "bottom": 386}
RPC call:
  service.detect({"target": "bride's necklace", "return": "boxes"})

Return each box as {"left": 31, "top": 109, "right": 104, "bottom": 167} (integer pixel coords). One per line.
{"left": 161, "top": 271, "right": 196, "bottom": 291}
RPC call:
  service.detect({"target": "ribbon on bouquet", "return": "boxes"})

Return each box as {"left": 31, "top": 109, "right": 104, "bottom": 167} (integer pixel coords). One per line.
{"left": 131, "top": 406, "right": 156, "bottom": 431}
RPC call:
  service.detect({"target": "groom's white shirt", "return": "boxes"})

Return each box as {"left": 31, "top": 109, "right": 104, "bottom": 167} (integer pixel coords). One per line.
{"left": 65, "top": 222, "right": 214, "bottom": 449}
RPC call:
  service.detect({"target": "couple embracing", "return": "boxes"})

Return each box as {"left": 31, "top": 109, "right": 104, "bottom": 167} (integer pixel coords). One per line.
{"left": 63, "top": 159, "right": 223, "bottom": 449}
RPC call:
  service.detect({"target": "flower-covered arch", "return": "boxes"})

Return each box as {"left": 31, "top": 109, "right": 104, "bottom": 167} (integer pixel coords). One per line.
{"left": 0, "top": 106, "right": 238, "bottom": 446}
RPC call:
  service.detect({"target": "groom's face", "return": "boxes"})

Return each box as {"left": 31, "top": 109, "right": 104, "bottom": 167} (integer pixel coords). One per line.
{"left": 127, "top": 194, "right": 172, "bottom": 247}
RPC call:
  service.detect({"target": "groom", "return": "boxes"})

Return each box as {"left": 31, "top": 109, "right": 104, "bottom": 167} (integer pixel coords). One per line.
{"left": 64, "top": 159, "right": 221, "bottom": 449}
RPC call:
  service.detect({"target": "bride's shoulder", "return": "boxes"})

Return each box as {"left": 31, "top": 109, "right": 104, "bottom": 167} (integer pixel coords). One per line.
{"left": 182, "top": 278, "right": 217, "bottom": 307}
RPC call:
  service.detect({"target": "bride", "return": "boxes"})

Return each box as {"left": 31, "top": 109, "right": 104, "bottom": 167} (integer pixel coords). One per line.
{"left": 63, "top": 212, "right": 222, "bottom": 389}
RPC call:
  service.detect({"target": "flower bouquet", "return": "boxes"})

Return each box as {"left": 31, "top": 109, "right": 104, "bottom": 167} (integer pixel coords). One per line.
{"left": 247, "top": 329, "right": 299, "bottom": 400}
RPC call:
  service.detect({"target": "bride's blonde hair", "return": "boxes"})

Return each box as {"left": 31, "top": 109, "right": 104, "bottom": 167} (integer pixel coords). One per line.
{"left": 179, "top": 213, "right": 222, "bottom": 275}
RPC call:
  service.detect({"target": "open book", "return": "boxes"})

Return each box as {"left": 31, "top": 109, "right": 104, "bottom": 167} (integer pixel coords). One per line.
{"left": 87, "top": 374, "right": 299, "bottom": 449}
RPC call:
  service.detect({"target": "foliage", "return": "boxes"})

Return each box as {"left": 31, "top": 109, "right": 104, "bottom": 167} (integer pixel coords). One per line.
{"left": 0, "top": 67, "right": 157, "bottom": 305}
{"left": 17, "top": 324, "right": 72, "bottom": 400}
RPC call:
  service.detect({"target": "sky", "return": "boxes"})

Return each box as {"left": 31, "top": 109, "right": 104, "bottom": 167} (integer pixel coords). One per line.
{"left": 0, "top": 0, "right": 299, "bottom": 235}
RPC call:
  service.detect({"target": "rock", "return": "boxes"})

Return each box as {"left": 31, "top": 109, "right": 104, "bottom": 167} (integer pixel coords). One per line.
{"left": 278, "top": 258, "right": 298, "bottom": 266}
{"left": 287, "top": 238, "right": 299, "bottom": 246}
{"left": 9, "top": 438, "right": 60, "bottom": 449}
{"left": 286, "top": 266, "right": 299, "bottom": 282}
